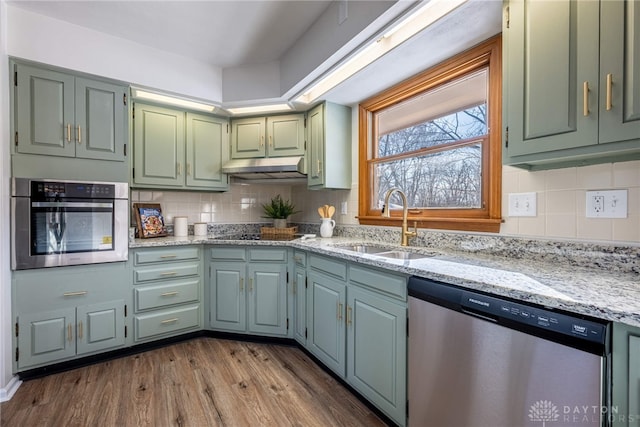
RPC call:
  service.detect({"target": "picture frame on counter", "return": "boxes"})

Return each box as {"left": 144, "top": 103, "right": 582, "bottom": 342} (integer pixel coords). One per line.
{"left": 133, "top": 203, "right": 168, "bottom": 238}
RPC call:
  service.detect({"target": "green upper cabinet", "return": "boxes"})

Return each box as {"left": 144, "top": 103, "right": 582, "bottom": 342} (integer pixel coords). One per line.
{"left": 503, "top": 0, "right": 640, "bottom": 169}
{"left": 230, "top": 114, "right": 305, "bottom": 159}
{"left": 132, "top": 102, "right": 229, "bottom": 191}
{"left": 307, "top": 102, "right": 351, "bottom": 189}
{"left": 14, "top": 63, "right": 127, "bottom": 162}
{"left": 185, "top": 113, "right": 229, "bottom": 189}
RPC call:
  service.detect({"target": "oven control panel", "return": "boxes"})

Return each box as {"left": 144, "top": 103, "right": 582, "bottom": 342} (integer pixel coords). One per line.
{"left": 31, "top": 181, "right": 116, "bottom": 199}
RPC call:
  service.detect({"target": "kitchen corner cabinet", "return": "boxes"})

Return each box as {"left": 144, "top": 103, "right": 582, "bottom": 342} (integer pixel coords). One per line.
{"left": 230, "top": 114, "right": 305, "bottom": 159}
{"left": 307, "top": 102, "right": 352, "bottom": 189}
{"left": 292, "top": 250, "right": 307, "bottom": 345}
{"left": 14, "top": 62, "right": 127, "bottom": 162}
{"left": 12, "top": 263, "right": 129, "bottom": 371}
{"left": 131, "top": 246, "right": 203, "bottom": 342}
{"left": 133, "top": 103, "right": 229, "bottom": 191}
{"left": 208, "top": 247, "right": 288, "bottom": 337}
{"left": 612, "top": 322, "right": 640, "bottom": 427}
{"left": 503, "top": 0, "right": 640, "bottom": 170}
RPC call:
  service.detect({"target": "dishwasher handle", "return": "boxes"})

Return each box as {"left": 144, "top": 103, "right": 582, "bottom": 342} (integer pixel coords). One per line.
{"left": 461, "top": 307, "right": 498, "bottom": 323}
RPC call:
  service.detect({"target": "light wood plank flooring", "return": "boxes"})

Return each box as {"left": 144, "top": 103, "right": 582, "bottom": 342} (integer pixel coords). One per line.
{"left": 0, "top": 338, "right": 388, "bottom": 426}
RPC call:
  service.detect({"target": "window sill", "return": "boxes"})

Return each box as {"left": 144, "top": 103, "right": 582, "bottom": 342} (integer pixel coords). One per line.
{"left": 357, "top": 216, "right": 503, "bottom": 233}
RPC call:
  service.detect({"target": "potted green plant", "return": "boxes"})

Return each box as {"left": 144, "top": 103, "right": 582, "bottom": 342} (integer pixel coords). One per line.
{"left": 262, "top": 195, "right": 299, "bottom": 228}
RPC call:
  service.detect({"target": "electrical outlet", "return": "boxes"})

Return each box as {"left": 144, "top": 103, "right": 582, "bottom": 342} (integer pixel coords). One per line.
{"left": 508, "top": 192, "right": 537, "bottom": 217}
{"left": 340, "top": 201, "right": 348, "bottom": 215}
{"left": 586, "top": 190, "right": 627, "bottom": 218}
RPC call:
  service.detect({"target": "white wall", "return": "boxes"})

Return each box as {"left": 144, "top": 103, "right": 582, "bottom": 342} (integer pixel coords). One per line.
{"left": 6, "top": 5, "right": 223, "bottom": 103}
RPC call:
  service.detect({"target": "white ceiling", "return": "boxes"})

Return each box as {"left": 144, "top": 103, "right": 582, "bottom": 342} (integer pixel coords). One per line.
{"left": 7, "top": 0, "right": 502, "bottom": 107}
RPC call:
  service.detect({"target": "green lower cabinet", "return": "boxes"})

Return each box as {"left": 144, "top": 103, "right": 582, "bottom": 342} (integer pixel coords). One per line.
{"left": 612, "top": 322, "right": 640, "bottom": 427}
{"left": 347, "top": 285, "right": 406, "bottom": 426}
{"left": 293, "top": 263, "right": 307, "bottom": 345}
{"left": 208, "top": 247, "right": 289, "bottom": 337}
{"left": 306, "top": 270, "right": 347, "bottom": 376}
{"left": 17, "top": 300, "right": 125, "bottom": 370}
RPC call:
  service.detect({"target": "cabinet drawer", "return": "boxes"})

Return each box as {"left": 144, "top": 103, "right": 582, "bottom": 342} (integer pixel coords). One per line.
{"left": 134, "top": 263, "right": 199, "bottom": 283}
{"left": 349, "top": 265, "right": 407, "bottom": 301}
{"left": 249, "top": 248, "right": 287, "bottom": 262}
{"left": 134, "top": 247, "right": 200, "bottom": 265}
{"left": 309, "top": 254, "right": 347, "bottom": 280}
{"left": 209, "top": 247, "right": 246, "bottom": 261}
{"left": 134, "top": 279, "right": 199, "bottom": 311}
{"left": 293, "top": 250, "right": 306, "bottom": 267}
{"left": 134, "top": 304, "right": 200, "bottom": 341}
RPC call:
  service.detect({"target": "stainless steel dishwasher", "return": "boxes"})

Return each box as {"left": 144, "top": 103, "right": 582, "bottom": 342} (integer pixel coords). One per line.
{"left": 408, "top": 277, "right": 611, "bottom": 427}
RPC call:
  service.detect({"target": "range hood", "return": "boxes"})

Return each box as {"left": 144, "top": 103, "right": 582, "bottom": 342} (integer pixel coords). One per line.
{"left": 221, "top": 156, "right": 307, "bottom": 180}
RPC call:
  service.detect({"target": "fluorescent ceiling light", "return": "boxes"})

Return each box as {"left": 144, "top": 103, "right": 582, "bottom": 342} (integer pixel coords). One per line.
{"left": 295, "top": 0, "right": 469, "bottom": 104}
{"left": 133, "top": 89, "right": 216, "bottom": 112}
{"left": 227, "top": 104, "right": 292, "bottom": 115}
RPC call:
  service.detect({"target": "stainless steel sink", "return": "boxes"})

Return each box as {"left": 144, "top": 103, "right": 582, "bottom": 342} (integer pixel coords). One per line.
{"left": 375, "top": 250, "right": 433, "bottom": 260}
{"left": 333, "top": 244, "right": 390, "bottom": 254}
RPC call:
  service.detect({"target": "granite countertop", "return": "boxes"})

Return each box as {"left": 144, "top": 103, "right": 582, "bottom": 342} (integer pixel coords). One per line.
{"left": 131, "top": 234, "right": 640, "bottom": 328}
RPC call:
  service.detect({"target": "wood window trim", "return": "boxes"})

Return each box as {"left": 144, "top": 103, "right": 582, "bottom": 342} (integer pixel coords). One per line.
{"left": 357, "top": 35, "right": 503, "bottom": 233}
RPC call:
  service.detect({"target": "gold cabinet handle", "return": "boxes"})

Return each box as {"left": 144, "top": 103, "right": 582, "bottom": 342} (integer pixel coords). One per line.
{"left": 338, "top": 302, "right": 343, "bottom": 321}
{"left": 160, "top": 254, "right": 177, "bottom": 259}
{"left": 77, "top": 125, "right": 81, "bottom": 144}
{"left": 260, "top": 136, "right": 265, "bottom": 147}
{"left": 606, "top": 73, "right": 613, "bottom": 111}
{"left": 66, "top": 124, "right": 71, "bottom": 142}
{"left": 160, "top": 271, "right": 177, "bottom": 276}
{"left": 240, "top": 277, "right": 244, "bottom": 292}
{"left": 161, "top": 318, "right": 179, "bottom": 324}
{"left": 583, "top": 81, "right": 590, "bottom": 116}
{"left": 269, "top": 135, "right": 273, "bottom": 147}
{"left": 316, "top": 160, "right": 322, "bottom": 175}
{"left": 249, "top": 278, "right": 253, "bottom": 292}
{"left": 347, "top": 305, "right": 352, "bottom": 326}
{"left": 186, "top": 163, "right": 191, "bottom": 176}
{"left": 161, "top": 291, "right": 179, "bottom": 297}
{"left": 78, "top": 321, "right": 83, "bottom": 340}
{"left": 67, "top": 323, "right": 73, "bottom": 342}
{"left": 176, "top": 162, "right": 182, "bottom": 176}
{"left": 63, "top": 291, "right": 88, "bottom": 297}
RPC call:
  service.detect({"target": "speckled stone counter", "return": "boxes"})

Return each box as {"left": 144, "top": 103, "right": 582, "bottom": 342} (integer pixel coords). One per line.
{"left": 130, "top": 229, "right": 640, "bottom": 329}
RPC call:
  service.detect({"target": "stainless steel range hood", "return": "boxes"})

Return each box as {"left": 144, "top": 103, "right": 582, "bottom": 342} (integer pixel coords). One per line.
{"left": 221, "top": 156, "right": 307, "bottom": 180}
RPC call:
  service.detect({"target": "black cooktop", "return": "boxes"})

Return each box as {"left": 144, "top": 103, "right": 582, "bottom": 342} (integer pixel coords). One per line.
{"left": 213, "top": 233, "right": 301, "bottom": 241}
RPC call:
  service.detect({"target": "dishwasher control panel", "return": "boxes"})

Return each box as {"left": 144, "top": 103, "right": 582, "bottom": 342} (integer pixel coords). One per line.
{"left": 461, "top": 291, "right": 607, "bottom": 344}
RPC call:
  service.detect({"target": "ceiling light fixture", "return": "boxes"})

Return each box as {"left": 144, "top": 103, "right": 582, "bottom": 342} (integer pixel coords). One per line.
{"left": 295, "top": 0, "right": 469, "bottom": 104}
{"left": 132, "top": 89, "right": 216, "bottom": 112}
{"left": 227, "top": 104, "right": 292, "bottom": 115}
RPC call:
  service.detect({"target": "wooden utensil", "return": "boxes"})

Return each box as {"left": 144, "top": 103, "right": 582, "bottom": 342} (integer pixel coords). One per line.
{"left": 327, "top": 205, "right": 335, "bottom": 218}
{"left": 323, "top": 205, "right": 329, "bottom": 218}
{"left": 318, "top": 207, "right": 326, "bottom": 218}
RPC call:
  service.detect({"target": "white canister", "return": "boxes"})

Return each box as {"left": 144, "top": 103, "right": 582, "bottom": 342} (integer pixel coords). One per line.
{"left": 320, "top": 218, "right": 336, "bottom": 238}
{"left": 194, "top": 222, "right": 208, "bottom": 237}
{"left": 173, "top": 216, "right": 188, "bottom": 237}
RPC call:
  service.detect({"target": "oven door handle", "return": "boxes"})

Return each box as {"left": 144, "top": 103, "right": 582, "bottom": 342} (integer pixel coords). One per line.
{"left": 32, "top": 201, "right": 114, "bottom": 209}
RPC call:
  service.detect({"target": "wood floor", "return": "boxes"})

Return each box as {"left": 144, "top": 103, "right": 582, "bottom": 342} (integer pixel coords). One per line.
{"left": 0, "top": 338, "right": 387, "bottom": 427}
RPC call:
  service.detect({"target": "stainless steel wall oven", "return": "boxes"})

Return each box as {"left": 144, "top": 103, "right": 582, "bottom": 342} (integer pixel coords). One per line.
{"left": 11, "top": 178, "right": 128, "bottom": 269}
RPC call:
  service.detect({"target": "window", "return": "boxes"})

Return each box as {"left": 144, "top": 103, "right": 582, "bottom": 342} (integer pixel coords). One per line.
{"left": 358, "top": 35, "right": 502, "bottom": 232}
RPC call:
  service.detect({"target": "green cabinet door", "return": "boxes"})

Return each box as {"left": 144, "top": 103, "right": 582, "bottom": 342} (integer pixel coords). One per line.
{"left": 247, "top": 263, "right": 287, "bottom": 335}
{"left": 15, "top": 64, "right": 76, "bottom": 157}
{"left": 599, "top": 0, "right": 640, "bottom": 144}
{"left": 266, "top": 114, "right": 305, "bottom": 157}
{"left": 75, "top": 78, "right": 127, "bottom": 162}
{"left": 612, "top": 322, "right": 640, "bottom": 427}
{"left": 76, "top": 300, "right": 125, "bottom": 355}
{"left": 505, "top": 0, "right": 600, "bottom": 157}
{"left": 185, "top": 113, "right": 229, "bottom": 190}
{"left": 306, "top": 270, "right": 346, "bottom": 376}
{"left": 209, "top": 262, "right": 246, "bottom": 332}
{"left": 133, "top": 103, "right": 185, "bottom": 187}
{"left": 347, "top": 285, "right": 407, "bottom": 426}
{"left": 17, "top": 308, "right": 76, "bottom": 368}
{"left": 307, "top": 103, "right": 325, "bottom": 187}
{"left": 231, "top": 117, "right": 265, "bottom": 159}
{"left": 294, "top": 265, "right": 307, "bottom": 345}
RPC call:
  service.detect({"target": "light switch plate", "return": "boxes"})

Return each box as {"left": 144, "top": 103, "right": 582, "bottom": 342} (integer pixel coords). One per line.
{"left": 508, "top": 192, "right": 537, "bottom": 217}
{"left": 340, "top": 201, "right": 348, "bottom": 215}
{"left": 585, "top": 190, "right": 627, "bottom": 218}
